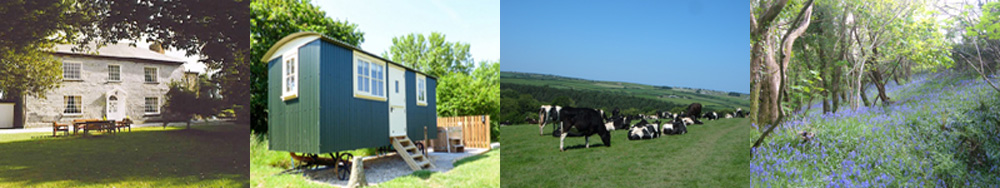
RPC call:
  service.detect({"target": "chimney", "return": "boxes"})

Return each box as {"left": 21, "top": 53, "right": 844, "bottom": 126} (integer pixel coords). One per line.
{"left": 149, "top": 41, "right": 165, "bottom": 54}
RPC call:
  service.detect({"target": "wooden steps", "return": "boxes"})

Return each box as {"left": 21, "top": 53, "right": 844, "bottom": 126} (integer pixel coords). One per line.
{"left": 390, "top": 135, "right": 435, "bottom": 170}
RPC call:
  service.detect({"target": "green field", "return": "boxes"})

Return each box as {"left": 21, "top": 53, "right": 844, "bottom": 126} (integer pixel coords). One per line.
{"left": 500, "top": 118, "right": 750, "bottom": 187}
{"left": 0, "top": 123, "right": 249, "bottom": 187}
{"left": 501, "top": 71, "right": 750, "bottom": 110}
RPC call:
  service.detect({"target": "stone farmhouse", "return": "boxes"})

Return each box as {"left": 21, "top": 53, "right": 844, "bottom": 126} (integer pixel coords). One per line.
{"left": 20, "top": 43, "right": 186, "bottom": 128}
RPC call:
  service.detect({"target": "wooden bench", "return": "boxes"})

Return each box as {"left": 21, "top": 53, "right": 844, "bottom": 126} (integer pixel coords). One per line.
{"left": 116, "top": 118, "right": 133, "bottom": 132}
{"left": 73, "top": 119, "right": 116, "bottom": 136}
{"left": 52, "top": 122, "right": 70, "bottom": 137}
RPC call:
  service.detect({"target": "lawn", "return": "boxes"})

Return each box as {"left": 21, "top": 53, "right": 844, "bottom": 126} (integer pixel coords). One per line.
{"left": 250, "top": 134, "right": 499, "bottom": 187}
{"left": 0, "top": 123, "right": 250, "bottom": 187}
{"left": 500, "top": 118, "right": 751, "bottom": 187}
{"left": 752, "top": 71, "right": 1000, "bottom": 187}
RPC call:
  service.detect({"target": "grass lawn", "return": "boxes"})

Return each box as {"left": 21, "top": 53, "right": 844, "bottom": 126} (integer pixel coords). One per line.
{"left": 251, "top": 134, "right": 499, "bottom": 187}
{"left": 0, "top": 123, "right": 249, "bottom": 187}
{"left": 500, "top": 118, "right": 750, "bottom": 187}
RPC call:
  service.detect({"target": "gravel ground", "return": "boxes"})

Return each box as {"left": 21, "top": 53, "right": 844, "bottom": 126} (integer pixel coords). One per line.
{"left": 302, "top": 148, "right": 489, "bottom": 187}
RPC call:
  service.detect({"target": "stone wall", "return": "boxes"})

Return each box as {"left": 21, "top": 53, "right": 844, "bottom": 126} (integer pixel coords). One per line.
{"left": 23, "top": 55, "right": 184, "bottom": 128}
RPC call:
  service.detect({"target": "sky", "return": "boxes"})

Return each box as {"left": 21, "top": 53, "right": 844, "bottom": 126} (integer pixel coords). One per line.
{"left": 501, "top": 0, "right": 750, "bottom": 93}
{"left": 315, "top": 0, "right": 501, "bottom": 63}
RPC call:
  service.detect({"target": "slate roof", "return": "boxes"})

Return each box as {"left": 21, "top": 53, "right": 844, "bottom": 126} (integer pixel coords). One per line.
{"left": 53, "top": 43, "right": 186, "bottom": 64}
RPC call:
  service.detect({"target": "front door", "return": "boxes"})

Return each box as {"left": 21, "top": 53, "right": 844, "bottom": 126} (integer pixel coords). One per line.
{"left": 388, "top": 64, "right": 407, "bottom": 136}
{"left": 106, "top": 95, "right": 126, "bottom": 121}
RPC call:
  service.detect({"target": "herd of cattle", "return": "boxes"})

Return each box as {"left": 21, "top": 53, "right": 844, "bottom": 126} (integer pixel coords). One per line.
{"left": 537, "top": 103, "right": 748, "bottom": 151}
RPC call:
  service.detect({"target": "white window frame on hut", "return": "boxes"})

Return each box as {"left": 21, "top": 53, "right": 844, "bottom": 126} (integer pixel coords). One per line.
{"left": 281, "top": 50, "right": 299, "bottom": 101}
{"left": 417, "top": 74, "right": 427, "bottom": 106}
{"left": 352, "top": 51, "right": 387, "bottom": 101}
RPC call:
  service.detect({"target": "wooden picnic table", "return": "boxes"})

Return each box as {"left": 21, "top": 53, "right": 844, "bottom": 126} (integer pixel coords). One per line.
{"left": 73, "top": 119, "right": 116, "bottom": 136}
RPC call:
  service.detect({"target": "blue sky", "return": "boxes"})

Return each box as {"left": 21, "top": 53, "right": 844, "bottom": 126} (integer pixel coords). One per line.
{"left": 501, "top": 0, "right": 750, "bottom": 93}
{"left": 316, "top": 0, "right": 500, "bottom": 63}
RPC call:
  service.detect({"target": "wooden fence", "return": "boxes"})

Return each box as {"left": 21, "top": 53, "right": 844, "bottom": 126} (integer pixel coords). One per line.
{"left": 437, "top": 115, "right": 491, "bottom": 149}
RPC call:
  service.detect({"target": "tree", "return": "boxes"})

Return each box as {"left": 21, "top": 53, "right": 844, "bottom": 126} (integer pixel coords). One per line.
{"left": 0, "top": 0, "right": 94, "bottom": 127}
{"left": 163, "top": 75, "right": 221, "bottom": 129}
{"left": 56, "top": 0, "right": 251, "bottom": 123}
{"left": 551, "top": 96, "right": 576, "bottom": 107}
{"left": 752, "top": 0, "right": 815, "bottom": 147}
{"left": 250, "top": 0, "right": 365, "bottom": 133}
{"left": 383, "top": 33, "right": 474, "bottom": 78}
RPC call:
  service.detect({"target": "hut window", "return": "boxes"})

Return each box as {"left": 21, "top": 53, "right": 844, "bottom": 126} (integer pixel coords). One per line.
{"left": 63, "top": 95, "right": 82, "bottom": 115}
{"left": 353, "top": 52, "right": 386, "bottom": 101}
{"left": 281, "top": 51, "right": 298, "bottom": 100}
{"left": 63, "top": 62, "right": 82, "bottom": 80}
{"left": 417, "top": 74, "right": 427, "bottom": 106}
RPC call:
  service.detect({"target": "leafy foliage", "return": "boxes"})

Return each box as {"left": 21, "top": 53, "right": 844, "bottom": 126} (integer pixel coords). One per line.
{"left": 383, "top": 32, "right": 473, "bottom": 78}
{"left": 163, "top": 75, "right": 222, "bottom": 128}
{"left": 249, "top": 0, "right": 365, "bottom": 133}
{"left": 0, "top": 0, "right": 94, "bottom": 98}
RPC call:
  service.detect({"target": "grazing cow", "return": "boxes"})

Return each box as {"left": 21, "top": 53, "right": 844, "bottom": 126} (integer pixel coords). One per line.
{"left": 724, "top": 113, "right": 734, "bottom": 119}
{"left": 556, "top": 107, "right": 612, "bottom": 151}
{"left": 686, "top": 103, "right": 703, "bottom": 119}
{"left": 628, "top": 119, "right": 660, "bottom": 140}
{"left": 539, "top": 105, "right": 574, "bottom": 136}
{"left": 703, "top": 112, "right": 719, "bottom": 120}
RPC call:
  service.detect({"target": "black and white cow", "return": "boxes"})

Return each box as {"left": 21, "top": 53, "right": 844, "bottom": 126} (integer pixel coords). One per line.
{"left": 703, "top": 111, "right": 719, "bottom": 120}
{"left": 538, "top": 105, "right": 562, "bottom": 136}
{"left": 735, "top": 108, "right": 747, "bottom": 118}
{"left": 628, "top": 119, "right": 659, "bottom": 140}
{"left": 661, "top": 120, "right": 687, "bottom": 135}
{"left": 724, "top": 113, "right": 734, "bottom": 119}
{"left": 675, "top": 114, "right": 702, "bottom": 125}
{"left": 556, "top": 107, "right": 612, "bottom": 151}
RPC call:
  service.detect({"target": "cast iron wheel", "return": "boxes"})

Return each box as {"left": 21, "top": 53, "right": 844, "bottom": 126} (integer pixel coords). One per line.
{"left": 337, "top": 164, "right": 351, "bottom": 180}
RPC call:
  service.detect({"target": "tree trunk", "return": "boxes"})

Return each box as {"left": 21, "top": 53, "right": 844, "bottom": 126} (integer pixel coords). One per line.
{"left": 754, "top": 0, "right": 814, "bottom": 148}
{"left": 12, "top": 91, "right": 24, "bottom": 128}
{"left": 750, "top": 0, "right": 791, "bottom": 129}
{"left": 859, "top": 80, "right": 871, "bottom": 107}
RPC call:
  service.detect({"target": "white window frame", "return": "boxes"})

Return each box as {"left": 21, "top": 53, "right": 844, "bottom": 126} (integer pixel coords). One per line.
{"left": 63, "top": 95, "right": 82, "bottom": 116}
{"left": 63, "top": 62, "right": 82, "bottom": 80}
{"left": 144, "top": 97, "right": 160, "bottom": 115}
{"left": 281, "top": 50, "right": 299, "bottom": 101}
{"left": 144, "top": 67, "right": 158, "bottom": 83}
{"left": 352, "top": 51, "right": 387, "bottom": 101}
{"left": 107, "top": 64, "right": 121, "bottom": 82}
{"left": 417, "top": 74, "right": 428, "bottom": 106}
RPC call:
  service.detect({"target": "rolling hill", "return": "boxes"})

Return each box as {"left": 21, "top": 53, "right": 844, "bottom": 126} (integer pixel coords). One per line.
{"left": 500, "top": 71, "right": 750, "bottom": 123}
